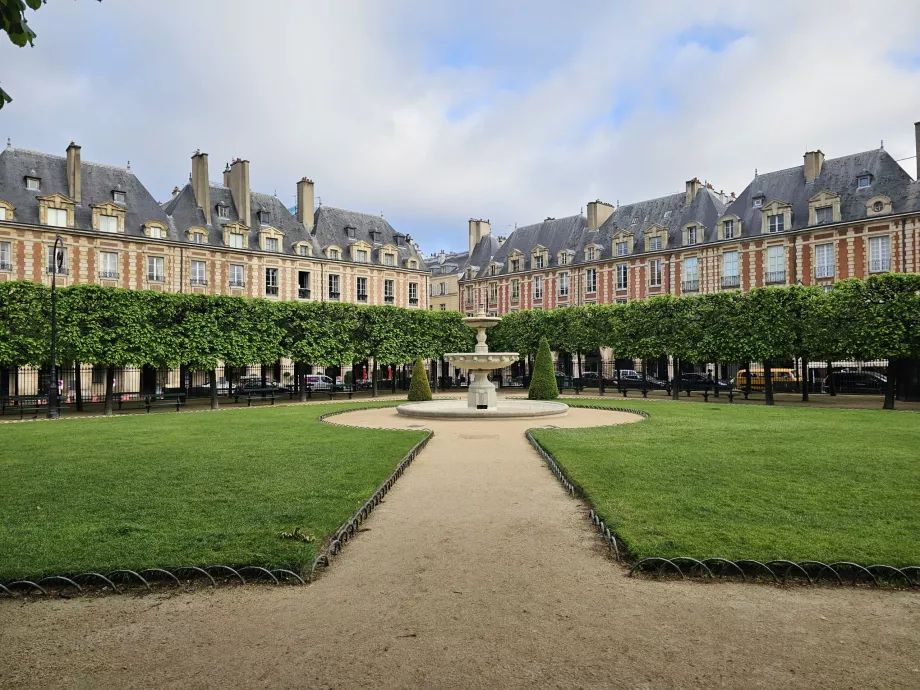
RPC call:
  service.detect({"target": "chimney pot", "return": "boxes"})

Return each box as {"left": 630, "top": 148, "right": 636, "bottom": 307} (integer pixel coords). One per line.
{"left": 586, "top": 200, "right": 614, "bottom": 230}
{"left": 66, "top": 141, "right": 82, "bottom": 203}
{"left": 191, "top": 150, "right": 211, "bottom": 225}
{"left": 468, "top": 218, "right": 492, "bottom": 254}
{"left": 803, "top": 150, "right": 825, "bottom": 183}
{"left": 685, "top": 178, "right": 702, "bottom": 205}
{"left": 296, "top": 177, "right": 315, "bottom": 231}
{"left": 229, "top": 159, "right": 251, "bottom": 226}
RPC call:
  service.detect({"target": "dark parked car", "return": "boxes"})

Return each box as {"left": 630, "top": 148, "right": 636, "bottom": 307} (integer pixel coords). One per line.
{"left": 579, "top": 371, "right": 616, "bottom": 387}
{"left": 679, "top": 372, "right": 731, "bottom": 391}
{"left": 616, "top": 370, "right": 669, "bottom": 390}
{"left": 824, "top": 370, "right": 887, "bottom": 394}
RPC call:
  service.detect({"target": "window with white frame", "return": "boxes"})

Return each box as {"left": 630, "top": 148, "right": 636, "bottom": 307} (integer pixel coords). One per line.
{"left": 686, "top": 226, "right": 698, "bottom": 245}
{"left": 649, "top": 258, "right": 662, "bottom": 286}
{"left": 265, "top": 267, "right": 279, "bottom": 296}
{"left": 384, "top": 253, "right": 395, "bottom": 266}
{"left": 26, "top": 177, "right": 40, "bottom": 191}
{"left": 511, "top": 258, "right": 521, "bottom": 272}
{"left": 752, "top": 196, "right": 763, "bottom": 208}
{"left": 259, "top": 211, "right": 271, "bottom": 225}
{"left": 328, "top": 273, "right": 340, "bottom": 299}
{"left": 683, "top": 257, "right": 699, "bottom": 291}
{"left": 147, "top": 256, "right": 164, "bottom": 281}
{"left": 98, "top": 214, "right": 117, "bottom": 233}
{"left": 857, "top": 175, "right": 871, "bottom": 188}
{"left": 558, "top": 272, "right": 569, "bottom": 297}
{"left": 409, "top": 282, "right": 419, "bottom": 304}
{"left": 533, "top": 275, "right": 543, "bottom": 300}
{"left": 329, "top": 248, "right": 340, "bottom": 260}
{"left": 616, "top": 263, "right": 628, "bottom": 290}
{"left": 147, "top": 225, "right": 165, "bottom": 239}
{"left": 648, "top": 235, "right": 662, "bottom": 252}
{"left": 815, "top": 243, "right": 834, "bottom": 278}
{"left": 766, "top": 245, "right": 785, "bottom": 283}
{"left": 616, "top": 241, "right": 628, "bottom": 257}
{"left": 511, "top": 279, "right": 520, "bottom": 301}
{"left": 265, "top": 237, "right": 279, "bottom": 252}
{"left": 768, "top": 214, "right": 784, "bottom": 233}
{"left": 0, "top": 207, "right": 6, "bottom": 221}
{"left": 356, "top": 276, "right": 368, "bottom": 302}
{"left": 298, "top": 244, "right": 310, "bottom": 256}
{"left": 585, "top": 267, "right": 597, "bottom": 293}
{"left": 465, "top": 284, "right": 474, "bottom": 307}
{"left": 191, "top": 260, "right": 207, "bottom": 285}
{"left": 356, "top": 249, "right": 369, "bottom": 263}
{"left": 815, "top": 206, "right": 833, "bottom": 224}
{"left": 722, "top": 251, "right": 739, "bottom": 288}
{"left": 587, "top": 246, "right": 597, "bottom": 261}
{"left": 384, "top": 279, "right": 394, "bottom": 303}
{"left": 46, "top": 208, "right": 67, "bottom": 227}
{"left": 46, "top": 245, "right": 67, "bottom": 274}
{"left": 559, "top": 252, "right": 569, "bottom": 266}
{"left": 229, "top": 232, "right": 245, "bottom": 248}
{"left": 191, "top": 231, "right": 205, "bottom": 244}
{"left": 217, "top": 205, "right": 230, "bottom": 219}
{"left": 534, "top": 253, "right": 545, "bottom": 269}
{"left": 440, "top": 281, "right": 448, "bottom": 295}
{"left": 869, "top": 236, "right": 890, "bottom": 273}
{"left": 100, "top": 252, "right": 119, "bottom": 278}
{"left": 489, "top": 282, "right": 497, "bottom": 303}
{"left": 298, "top": 271, "right": 311, "bottom": 299}
{"left": 723, "top": 219, "right": 735, "bottom": 239}
{"left": 230, "top": 264, "right": 244, "bottom": 287}
{"left": 113, "top": 191, "right": 126, "bottom": 204}
{"left": 0, "top": 241, "right": 11, "bottom": 270}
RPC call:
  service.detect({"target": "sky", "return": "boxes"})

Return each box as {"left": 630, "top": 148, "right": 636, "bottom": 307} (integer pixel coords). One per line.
{"left": 2, "top": 0, "right": 919, "bottom": 254}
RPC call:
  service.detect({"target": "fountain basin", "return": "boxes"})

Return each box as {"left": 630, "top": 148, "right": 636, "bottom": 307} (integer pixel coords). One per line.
{"left": 444, "top": 352, "right": 520, "bottom": 370}
{"left": 397, "top": 399, "right": 568, "bottom": 419}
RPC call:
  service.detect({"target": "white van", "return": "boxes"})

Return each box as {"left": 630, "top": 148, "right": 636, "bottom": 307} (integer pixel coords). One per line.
{"left": 304, "top": 375, "right": 335, "bottom": 391}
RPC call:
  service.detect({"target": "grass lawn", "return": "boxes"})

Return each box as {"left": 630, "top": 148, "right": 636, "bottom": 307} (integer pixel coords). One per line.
{"left": 0, "top": 402, "right": 425, "bottom": 581}
{"left": 531, "top": 400, "right": 920, "bottom": 566}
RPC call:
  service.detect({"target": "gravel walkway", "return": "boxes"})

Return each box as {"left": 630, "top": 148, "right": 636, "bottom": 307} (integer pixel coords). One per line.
{"left": 1, "top": 406, "right": 917, "bottom": 689}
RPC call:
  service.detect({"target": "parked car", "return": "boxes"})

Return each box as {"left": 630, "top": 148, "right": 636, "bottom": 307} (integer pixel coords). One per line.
{"left": 303, "top": 374, "right": 335, "bottom": 391}
{"left": 579, "top": 371, "right": 616, "bottom": 387}
{"left": 234, "top": 376, "right": 286, "bottom": 394}
{"left": 616, "top": 370, "right": 669, "bottom": 390}
{"left": 679, "top": 372, "right": 731, "bottom": 391}
{"left": 731, "top": 368, "right": 800, "bottom": 392}
{"left": 823, "top": 370, "right": 887, "bottom": 394}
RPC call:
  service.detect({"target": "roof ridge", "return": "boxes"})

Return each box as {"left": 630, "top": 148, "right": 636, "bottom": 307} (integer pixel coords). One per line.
{"left": 614, "top": 190, "right": 685, "bottom": 208}
{"left": 6, "top": 147, "right": 133, "bottom": 174}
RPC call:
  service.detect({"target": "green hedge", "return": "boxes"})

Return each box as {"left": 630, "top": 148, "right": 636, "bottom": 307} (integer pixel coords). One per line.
{"left": 528, "top": 337, "right": 559, "bottom": 400}
{"left": 408, "top": 357, "right": 432, "bottom": 401}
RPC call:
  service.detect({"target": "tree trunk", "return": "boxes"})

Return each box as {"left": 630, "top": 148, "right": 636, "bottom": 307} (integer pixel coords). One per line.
{"left": 764, "top": 360, "right": 775, "bottom": 406}
{"left": 828, "top": 363, "right": 837, "bottom": 396}
{"left": 104, "top": 364, "right": 115, "bottom": 416}
{"left": 744, "top": 364, "right": 752, "bottom": 399}
{"left": 392, "top": 366, "right": 397, "bottom": 393}
{"left": 300, "top": 363, "right": 308, "bottom": 402}
{"left": 371, "top": 359, "right": 378, "bottom": 398}
{"left": 74, "top": 361, "right": 84, "bottom": 412}
{"left": 883, "top": 360, "right": 896, "bottom": 410}
{"left": 642, "top": 358, "right": 649, "bottom": 397}
{"left": 801, "top": 356, "right": 809, "bottom": 402}
{"left": 210, "top": 368, "right": 218, "bottom": 409}
{"left": 671, "top": 357, "right": 680, "bottom": 400}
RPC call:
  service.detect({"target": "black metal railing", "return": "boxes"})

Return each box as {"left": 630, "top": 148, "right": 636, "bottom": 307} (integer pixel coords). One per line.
{"left": 298, "top": 288, "right": 311, "bottom": 299}
{"left": 146, "top": 273, "right": 163, "bottom": 282}
{"left": 766, "top": 270, "right": 786, "bottom": 284}
{"left": 190, "top": 278, "right": 208, "bottom": 286}
{"left": 100, "top": 271, "right": 119, "bottom": 280}
{"left": 229, "top": 280, "right": 245, "bottom": 288}
{"left": 869, "top": 258, "right": 891, "bottom": 273}
{"left": 265, "top": 286, "right": 279, "bottom": 296}
{"left": 682, "top": 279, "right": 699, "bottom": 292}
{"left": 329, "top": 292, "right": 341, "bottom": 301}
{"left": 721, "top": 275, "right": 740, "bottom": 289}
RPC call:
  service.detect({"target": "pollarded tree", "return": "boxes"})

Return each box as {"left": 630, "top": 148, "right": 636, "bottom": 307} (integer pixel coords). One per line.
{"left": 354, "top": 305, "right": 413, "bottom": 397}
{"left": 742, "top": 287, "right": 801, "bottom": 405}
{"left": 168, "top": 294, "right": 227, "bottom": 408}
{"left": 0, "top": 280, "right": 49, "bottom": 368}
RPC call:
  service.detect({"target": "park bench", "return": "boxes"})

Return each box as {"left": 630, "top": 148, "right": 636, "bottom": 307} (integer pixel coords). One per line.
{"left": 305, "top": 384, "right": 355, "bottom": 400}
{"left": 143, "top": 393, "right": 185, "bottom": 413}
{"left": 0, "top": 395, "right": 46, "bottom": 419}
{"left": 234, "top": 387, "right": 277, "bottom": 406}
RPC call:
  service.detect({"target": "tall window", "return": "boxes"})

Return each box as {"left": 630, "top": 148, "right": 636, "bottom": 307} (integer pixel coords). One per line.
{"left": 511, "top": 258, "right": 520, "bottom": 272}
{"left": 585, "top": 267, "right": 597, "bottom": 293}
{"left": 0, "top": 207, "right": 6, "bottom": 221}
{"left": 533, "top": 275, "right": 543, "bottom": 300}
{"left": 191, "top": 260, "right": 207, "bottom": 285}
{"left": 409, "top": 282, "right": 419, "bottom": 304}
{"left": 328, "top": 273, "right": 340, "bottom": 300}
{"left": 649, "top": 258, "right": 662, "bottom": 287}
{"left": 265, "top": 237, "right": 279, "bottom": 252}
{"left": 329, "top": 248, "right": 340, "bottom": 260}
{"left": 217, "top": 205, "right": 230, "bottom": 219}
{"left": 259, "top": 211, "right": 271, "bottom": 225}
{"left": 191, "top": 231, "right": 205, "bottom": 244}
{"left": 648, "top": 236, "right": 662, "bottom": 251}
{"left": 815, "top": 243, "right": 834, "bottom": 278}
{"left": 229, "top": 232, "right": 245, "bottom": 248}
{"left": 47, "top": 208, "right": 67, "bottom": 227}
{"left": 511, "top": 279, "right": 520, "bottom": 301}
{"left": 98, "top": 214, "right": 117, "bottom": 233}
{"left": 384, "top": 253, "right": 395, "bottom": 266}
{"left": 869, "top": 236, "right": 890, "bottom": 273}
{"left": 46, "top": 246, "right": 67, "bottom": 274}
{"left": 534, "top": 254, "right": 545, "bottom": 269}
{"left": 229, "top": 264, "right": 245, "bottom": 287}
{"left": 722, "top": 251, "right": 739, "bottom": 288}
{"left": 723, "top": 219, "right": 735, "bottom": 239}
{"left": 146, "top": 256, "right": 164, "bottom": 282}
{"left": 298, "top": 271, "right": 311, "bottom": 298}
{"left": 616, "top": 263, "right": 628, "bottom": 290}
{"left": 440, "top": 281, "right": 448, "bottom": 295}
{"left": 559, "top": 253, "right": 569, "bottom": 266}
{"left": 465, "top": 284, "right": 474, "bottom": 307}
{"left": 265, "top": 267, "right": 279, "bottom": 296}
{"left": 356, "top": 249, "right": 369, "bottom": 263}
{"left": 686, "top": 226, "right": 698, "bottom": 245}
{"left": 766, "top": 246, "right": 785, "bottom": 283}
{"left": 768, "top": 214, "right": 784, "bottom": 233}
{"left": 356, "top": 276, "right": 368, "bottom": 302}
{"left": 489, "top": 282, "right": 498, "bottom": 303}
{"left": 298, "top": 244, "right": 310, "bottom": 256}
{"left": 558, "top": 272, "right": 569, "bottom": 297}
{"left": 815, "top": 206, "right": 833, "bottom": 224}
{"left": 616, "top": 241, "right": 628, "bottom": 257}
{"left": 0, "top": 241, "right": 10, "bottom": 270}
{"left": 682, "top": 257, "right": 699, "bottom": 291}
{"left": 587, "top": 246, "right": 597, "bottom": 261}
{"left": 384, "top": 279, "right": 394, "bottom": 303}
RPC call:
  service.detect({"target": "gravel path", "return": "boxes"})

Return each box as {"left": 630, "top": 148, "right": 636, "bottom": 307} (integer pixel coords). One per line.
{"left": 1, "top": 406, "right": 917, "bottom": 689}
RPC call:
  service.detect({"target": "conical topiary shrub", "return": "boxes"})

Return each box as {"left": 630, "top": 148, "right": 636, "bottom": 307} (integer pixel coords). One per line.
{"left": 528, "top": 337, "right": 559, "bottom": 400}
{"left": 408, "top": 357, "right": 433, "bottom": 401}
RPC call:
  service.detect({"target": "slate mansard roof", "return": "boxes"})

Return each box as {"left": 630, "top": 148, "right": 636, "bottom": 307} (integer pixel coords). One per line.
{"left": 467, "top": 147, "right": 919, "bottom": 280}
{"left": 0, "top": 145, "right": 427, "bottom": 269}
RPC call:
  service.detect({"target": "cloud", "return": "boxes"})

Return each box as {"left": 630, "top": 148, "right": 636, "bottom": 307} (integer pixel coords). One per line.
{"left": 1, "top": 0, "right": 918, "bottom": 253}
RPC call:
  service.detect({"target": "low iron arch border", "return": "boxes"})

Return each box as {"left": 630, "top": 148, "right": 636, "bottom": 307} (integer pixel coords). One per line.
{"left": 528, "top": 402, "right": 918, "bottom": 590}
{"left": 0, "top": 403, "right": 431, "bottom": 598}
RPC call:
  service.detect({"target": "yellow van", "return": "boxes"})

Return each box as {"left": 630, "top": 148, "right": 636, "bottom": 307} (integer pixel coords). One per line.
{"left": 732, "top": 368, "right": 800, "bottom": 392}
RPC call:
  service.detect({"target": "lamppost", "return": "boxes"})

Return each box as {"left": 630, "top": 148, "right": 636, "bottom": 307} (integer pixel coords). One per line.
{"left": 47, "top": 235, "right": 64, "bottom": 419}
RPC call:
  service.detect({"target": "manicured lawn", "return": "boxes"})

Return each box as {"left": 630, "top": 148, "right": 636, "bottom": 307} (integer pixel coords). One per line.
{"left": 0, "top": 402, "right": 425, "bottom": 581}
{"left": 531, "top": 400, "right": 920, "bottom": 566}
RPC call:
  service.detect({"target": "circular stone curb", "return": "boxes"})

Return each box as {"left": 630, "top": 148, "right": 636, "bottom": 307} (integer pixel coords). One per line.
{"left": 397, "top": 399, "right": 569, "bottom": 419}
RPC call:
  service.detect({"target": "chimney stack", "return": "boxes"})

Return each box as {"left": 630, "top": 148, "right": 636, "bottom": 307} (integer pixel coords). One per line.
{"left": 914, "top": 121, "right": 919, "bottom": 181}
{"left": 803, "top": 150, "right": 825, "bottom": 183}
{"left": 229, "top": 158, "right": 251, "bottom": 226}
{"left": 223, "top": 163, "right": 231, "bottom": 187}
{"left": 172, "top": 186, "right": 180, "bottom": 199}
{"left": 297, "top": 177, "right": 315, "bottom": 231}
{"left": 685, "top": 178, "right": 702, "bottom": 205}
{"left": 191, "top": 151, "right": 211, "bottom": 225}
{"left": 586, "top": 200, "right": 614, "bottom": 230}
{"left": 468, "top": 218, "right": 491, "bottom": 254}
{"left": 66, "top": 142, "right": 81, "bottom": 203}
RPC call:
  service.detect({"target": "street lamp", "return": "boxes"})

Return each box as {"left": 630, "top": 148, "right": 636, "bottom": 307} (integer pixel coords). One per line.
{"left": 47, "top": 235, "right": 64, "bottom": 419}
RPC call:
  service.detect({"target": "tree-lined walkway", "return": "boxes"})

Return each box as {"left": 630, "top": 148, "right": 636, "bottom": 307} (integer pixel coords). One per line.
{"left": 2, "top": 406, "right": 917, "bottom": 689}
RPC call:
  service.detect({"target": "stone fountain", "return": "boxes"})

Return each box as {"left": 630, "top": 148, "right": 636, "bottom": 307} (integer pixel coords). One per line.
{"left": 396, "top": 310, "right": 568, "bottom": 419}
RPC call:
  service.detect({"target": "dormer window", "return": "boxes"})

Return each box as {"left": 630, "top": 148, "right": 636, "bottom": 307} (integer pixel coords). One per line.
{"left": 559, "top": 253, "right": 569, "bottom": 266}
{"left": 723, "top": 219, "right": 735, "bottom": 239}
{"left": 384, "top": 253, "right": 395, "bottom": 266}
{"left": 147, "top": 225, "right": 165, "bottom": 239}
{"left": 489, "top": 264, "right": 497, "bottom": 276}
{"left": 768, "top": 214, "right": 784, "bottom": 233}
{"left": 229, "top": 232, "right": 245, "bottom": 248}
{"left": 753, "top": 197, "right": 763, "bottom": 208}
{"left": 99, "top": 214, "right": 118, "bottom": 233}
{"left": 408, "top": 259, "right": 418, "bottom": 269}
{"left": 649, "top": 236, "right": 662, "bottom": 251}
{"left": 686, "top": 226, "right": 698, "bottom": 245}
{"left": 369, "top": 228, "right": 381, "bottom": 242}
{"left": 586, "top": 246, "right": 597, "bottom": 261}
{"left": 329, "top": 248, "right": 340, "bottom": 259}
{"left": 217, "top": 205, "right": 230, "bottom": 219}
{"left": 346, "top": 226, "right": 356, "bottom": 239}
{"left": 259, "top": 211, "right": 271, "bottom": 225}
{"left": 873, "top": 201, "right": 884, "bottom": 212}
{"left": 857, "top": 175, "right": 871, "bottom": 188}
{"left": 356, "top": 249, "right": 369, "bottom": 263}
{"left": 265, "top": 237, "right": 279, "bottom": 252}
{"left": 113, "top": 191, "right": 126, "bottom": 204}
{"left": 535, "top": 254, "right": 545, "bottom": 269}
{"left": 663, "top": 210, "right": 671, "bottom": 219}
{"left": 511, "top": 258, "right": 520, "bottom": 272}
{"left": 26, "top": 177, "right": 40, "bottom": 191}
{"left": 298, "top": 244, "right": 311, "bottom": 257}
{"left": 191, "top": 231, "right": 205, "bottom": 244}
{"left": 815, "top": 206, "right": 833, "bottom": 224}
{"left": 616, "top": 241, "right": 628, "bottom": 257}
